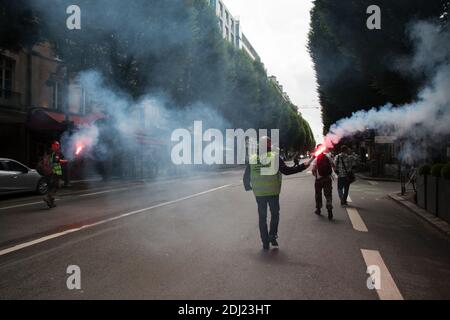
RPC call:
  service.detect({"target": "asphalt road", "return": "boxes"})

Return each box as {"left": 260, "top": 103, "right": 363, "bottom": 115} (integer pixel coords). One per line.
{"left": 0, "top": 168, "right": 449, "bottom": 299}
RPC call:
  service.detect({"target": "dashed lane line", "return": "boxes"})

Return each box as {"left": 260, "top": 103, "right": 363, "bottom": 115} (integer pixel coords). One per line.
{"left": 346, "top": 207, "right": 368, "bottom": 232}
{"left": 0, "top": 184, "right": 231, "bottom": 257}
{"left": 0, "top": 185, "right": 144, "bottom": 211}
{"left": 0, "top": 200, "right": 60, "bottom": 210}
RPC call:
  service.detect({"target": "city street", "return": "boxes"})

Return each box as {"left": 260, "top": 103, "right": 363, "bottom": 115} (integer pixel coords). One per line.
{"left": 0, "top": 168, "right": 449, "bottom": 300}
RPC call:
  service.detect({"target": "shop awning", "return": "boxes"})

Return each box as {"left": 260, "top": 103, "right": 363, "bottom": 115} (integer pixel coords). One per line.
{"left": 27, "top": 108, "right": 106, "bottom": 131}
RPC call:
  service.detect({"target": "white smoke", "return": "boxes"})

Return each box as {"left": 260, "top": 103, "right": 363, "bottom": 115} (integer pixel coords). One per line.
{"left": 61, "top": 124, "right": 99, "bottom": 161}
{"left": 60, "top": 70, "right": 231, "bottom": 173}
{"left": 324, "top": 21, "right": 450, "bottom": 163}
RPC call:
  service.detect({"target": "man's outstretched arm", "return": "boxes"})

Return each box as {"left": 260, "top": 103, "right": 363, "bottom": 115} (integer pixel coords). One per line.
{"left": 279, "top": 157, "right": 314, "bottom": 175}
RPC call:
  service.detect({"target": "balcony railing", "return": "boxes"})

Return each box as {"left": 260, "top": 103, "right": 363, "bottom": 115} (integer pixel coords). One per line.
{"left": 0, "top": 89, "right": 23, "bottom": 111}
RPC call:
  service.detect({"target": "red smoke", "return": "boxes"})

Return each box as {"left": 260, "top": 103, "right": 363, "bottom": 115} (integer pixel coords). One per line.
{"left": 314, "top": 145, "right": 327, "bottom": 157}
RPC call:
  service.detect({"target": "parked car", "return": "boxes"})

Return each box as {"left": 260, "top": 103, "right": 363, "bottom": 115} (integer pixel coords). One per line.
{"left": 0, "top": 158, "right": 48, "bottom": 195}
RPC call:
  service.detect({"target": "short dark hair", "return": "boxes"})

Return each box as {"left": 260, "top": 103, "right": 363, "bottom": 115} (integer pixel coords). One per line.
{"left": 341, "top": 145, "right": 349, "bottom": 152}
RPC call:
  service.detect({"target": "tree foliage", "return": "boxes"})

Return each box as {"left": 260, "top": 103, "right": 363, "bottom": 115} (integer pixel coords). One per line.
{"left": 308, "top": 0, "right": 444, "bottom": 135}
{"left": 0, "top": 0, "right": 315, "bottom": 152}
{"left": 0, "top": 0, "right": 43, "bottom": 50}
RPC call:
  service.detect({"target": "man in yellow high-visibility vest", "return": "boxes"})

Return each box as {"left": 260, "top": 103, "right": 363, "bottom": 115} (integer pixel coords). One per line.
{"left": 43, "top": 141, "right": 67, "bottom": 208}
{"left": 243, "top": 137, "right": 314, "bottom": 250}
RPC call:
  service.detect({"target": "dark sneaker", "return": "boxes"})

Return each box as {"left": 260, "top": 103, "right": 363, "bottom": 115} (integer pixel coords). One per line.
{"left": 43, "top": 197, "right": 52, "bottom": 208}
{"left": 328, "top": 210, "right": 333, "bottom": 220}
{"left": 315, "top": 209, "right": 321, "bottom": 216}
{"left": 270, "top": 239, "right": 279, "bottom": 249}
{"left": 262, "top": 243, "right": 270, "bottom": 251}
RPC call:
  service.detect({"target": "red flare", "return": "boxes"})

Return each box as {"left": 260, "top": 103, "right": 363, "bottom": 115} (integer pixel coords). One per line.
{"left": 314, "top": 145, "right": 327, "bottom": 157}
{"left": 75, "top": 145, "right": 84, "bottom": 156}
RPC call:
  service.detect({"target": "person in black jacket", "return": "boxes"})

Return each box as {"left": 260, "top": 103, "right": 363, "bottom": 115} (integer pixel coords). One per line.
{"left": 310, "top": 145, "right": 336, "bottom": 220}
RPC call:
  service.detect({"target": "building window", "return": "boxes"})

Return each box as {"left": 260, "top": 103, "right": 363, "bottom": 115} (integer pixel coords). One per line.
{"left": 0, "top": 55, "right": 14, "bottom": 99}
{"left": 219, "top": 2, "right": 223, "bottom": 16}
{"left": 52, "top": 82, "right": 63, "bottom": 111}
{"left": 225, "top": 27, "right": 229, "bottom": 40}
{"left": 80, "top": 88, "right": 92, "bottom": 115}
{"left": 225, "top": 11, "right": 229, "bottom": 24}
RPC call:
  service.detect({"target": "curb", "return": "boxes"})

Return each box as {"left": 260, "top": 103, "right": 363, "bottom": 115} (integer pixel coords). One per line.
{"left": 388, "top": 192, "right": 450, "bottom": 237}
{"left": 356, "top": 173, "right": 399, "bottom": 182}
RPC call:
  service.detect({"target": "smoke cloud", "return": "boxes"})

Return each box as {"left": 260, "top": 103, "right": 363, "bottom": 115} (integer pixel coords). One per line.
{"left": 324, "top": 21, "right": 450, "bottom": 163}
{"left": 59, "top": 69, "right": 232, "bottom": 178}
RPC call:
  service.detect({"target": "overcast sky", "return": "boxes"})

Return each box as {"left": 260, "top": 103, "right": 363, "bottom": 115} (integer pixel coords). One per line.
{"left": 224, "top": 0, "right": 323, "bottom": 143}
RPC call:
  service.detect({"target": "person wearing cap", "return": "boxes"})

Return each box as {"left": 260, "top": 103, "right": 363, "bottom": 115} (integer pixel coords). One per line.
{"left": 243, "top": 136, "right": 314, "bottom": 251}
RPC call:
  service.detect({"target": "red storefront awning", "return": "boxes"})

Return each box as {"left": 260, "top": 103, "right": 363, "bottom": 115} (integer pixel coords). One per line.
{"left": 27, "top": 108, "right": 106, "bottom": 131}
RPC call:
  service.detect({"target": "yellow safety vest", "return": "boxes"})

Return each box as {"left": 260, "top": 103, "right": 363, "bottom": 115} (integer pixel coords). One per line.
{"left": 249, "top": 152, "right": 282, "bottom": 197}
{"left": 51, "top": 153, "right": 63, "bottom": 176}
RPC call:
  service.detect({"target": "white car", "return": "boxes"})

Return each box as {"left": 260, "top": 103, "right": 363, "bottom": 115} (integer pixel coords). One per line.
{"left": 0, "top": 158, "right": 48, "bottom": 195}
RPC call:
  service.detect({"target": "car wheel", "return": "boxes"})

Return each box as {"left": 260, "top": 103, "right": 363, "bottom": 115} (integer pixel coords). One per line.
{"left": 36, "top": 178, "right": 48, "bottom": 195}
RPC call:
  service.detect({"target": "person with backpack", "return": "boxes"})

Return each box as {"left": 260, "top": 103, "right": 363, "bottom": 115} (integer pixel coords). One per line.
{"left": 42, "top": 141, "right": 67, "bottom": 208}
{"left": 334, "top": 145, "right": 357, "bottom": 207}
{"left": 311, "top": 144, "right": 336, "bottom": 220}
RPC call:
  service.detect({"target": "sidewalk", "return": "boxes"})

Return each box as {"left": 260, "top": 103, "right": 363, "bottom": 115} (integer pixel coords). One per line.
{"left": 389, "top": 192, "right": 450, "bottom": 237}
{"left": 356, "top": 172, "right": 399, "bottom": 182}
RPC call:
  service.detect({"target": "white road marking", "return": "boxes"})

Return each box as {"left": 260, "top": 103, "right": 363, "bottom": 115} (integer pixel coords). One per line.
{"left": 346, "top": 207, "right": 368, "bottom": 232}
{"left": 0, "top": 199, "right": 60, "bottom": 211}
{"left": 347, "top": 196, "right": 353, "bottom": 203}
{"left": 0, "top": 184, "right": 231, "bottom": 257}
{"left": 361, "top": 249, "right": 404, "bottom": 300}
{"left": 76, "top": 186, "right": 138, "bottom": 197}
{"left": 368, "top": 180, "right": 379, "bottom": 186}
{"left": 0, "top": 185, "right": 143, "bottom": 211}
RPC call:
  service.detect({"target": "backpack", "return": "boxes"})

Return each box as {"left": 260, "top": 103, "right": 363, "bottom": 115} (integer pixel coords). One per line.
{"left": 36, "top": 154, "right": 53, "bottom": 177}
{"left": 317, "top": 153, "right": 332, "bottom": 177}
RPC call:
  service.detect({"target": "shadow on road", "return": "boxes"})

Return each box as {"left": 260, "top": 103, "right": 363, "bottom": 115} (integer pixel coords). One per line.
{"left": 254, "top": 249, "right": 310, "bottom": 268}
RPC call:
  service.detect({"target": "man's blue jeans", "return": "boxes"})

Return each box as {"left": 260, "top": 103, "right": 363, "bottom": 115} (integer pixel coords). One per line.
{"left": 337, "top": 177, "right": 350, "bottom": 203}
{"left": 256, "top": 196, "right": 280, "bottom": 245}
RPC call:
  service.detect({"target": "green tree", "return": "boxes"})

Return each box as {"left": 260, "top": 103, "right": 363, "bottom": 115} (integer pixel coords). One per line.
{"left": 309, "top": 0, "right": 443, "bottom": 134}
{"left": 1, "top": 0, "right": 316, "bottom": 152}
